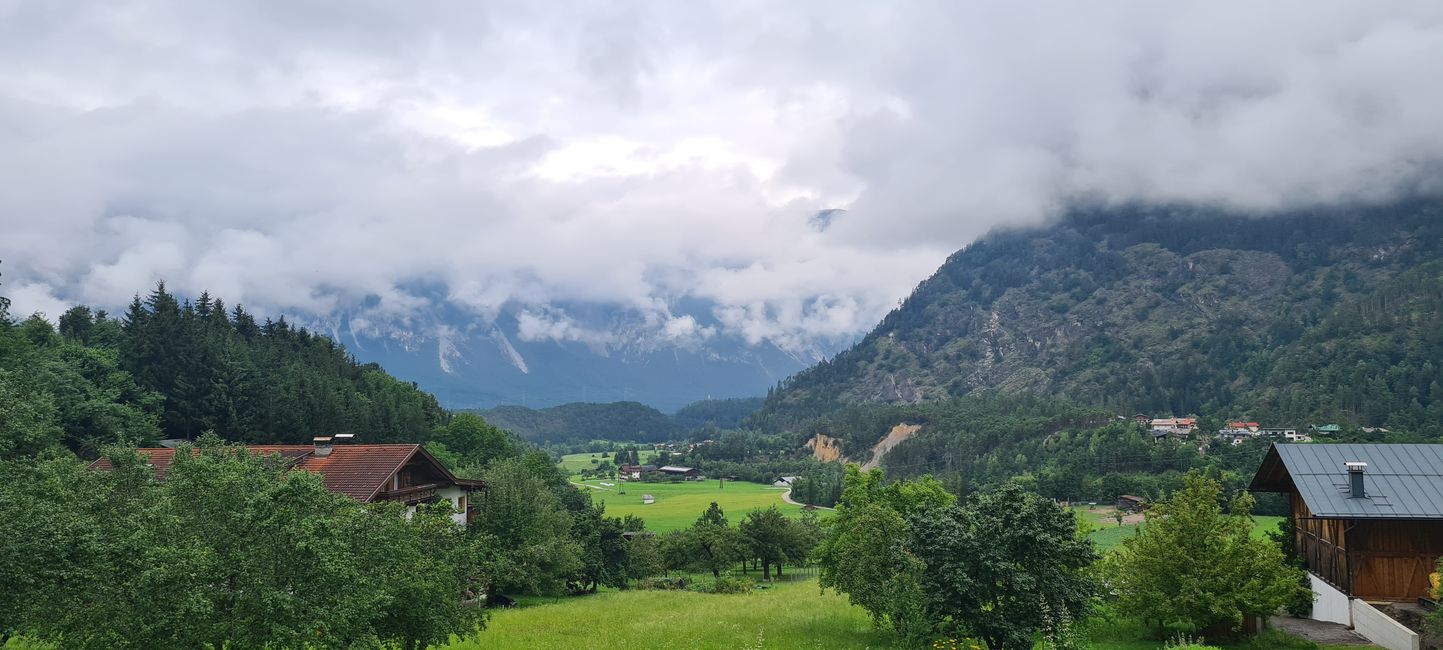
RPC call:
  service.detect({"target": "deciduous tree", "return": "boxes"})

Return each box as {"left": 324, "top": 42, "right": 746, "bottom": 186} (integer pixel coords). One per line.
{"left": 909, "top": 482, "right": 1099, "bottom": 650}
{"left": 1104, "top": 470, "right": 1307, "bottom": 635}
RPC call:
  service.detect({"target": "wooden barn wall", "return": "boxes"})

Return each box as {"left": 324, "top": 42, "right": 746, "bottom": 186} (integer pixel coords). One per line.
{"left": 1292, "top": 493, "right": 1352, "bottom": 594}
{"left": 1348, "top": 520, "right": 1443, "bottom": 601}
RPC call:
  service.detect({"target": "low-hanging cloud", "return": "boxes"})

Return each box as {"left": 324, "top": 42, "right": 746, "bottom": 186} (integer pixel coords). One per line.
{"left": 2, "top": 1, "right": 1441, "bottom": 354}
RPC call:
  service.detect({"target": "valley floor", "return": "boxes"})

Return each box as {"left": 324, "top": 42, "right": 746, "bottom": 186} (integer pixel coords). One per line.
{"left": 572, "top": 477, "right": 814, "bottom": 532}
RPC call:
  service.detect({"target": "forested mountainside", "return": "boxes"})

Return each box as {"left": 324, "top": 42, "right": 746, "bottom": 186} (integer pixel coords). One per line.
{"left": 474, "top": 402, "right": 681, "bottom": 443}
{"left": 473, "top": 397, "right": 764, "bottom": 444}
{"left": 0, "top": 282, "right": 445, "bottom": 458}
{"left": 749, "top": 202, "right": 1443, "bottom": 434}
{"left": 670, "top": 397, "right": 764, "bottom": 431}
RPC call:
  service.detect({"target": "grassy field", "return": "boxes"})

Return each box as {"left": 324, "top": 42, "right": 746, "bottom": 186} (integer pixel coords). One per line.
{"left": 446, "top": 577, "right": 902, "bottom": 650}
{"left": 557, "top": 450, "right": 659, "bottom": 474}
{"left": 445, "top": 577, "right": 1374, "bottom": 650}
{"left": 1078, "top": 506, "right": 1284, "bottom": 552}
{"left": 574, "top": 477, "right": 813, "bottom": 532}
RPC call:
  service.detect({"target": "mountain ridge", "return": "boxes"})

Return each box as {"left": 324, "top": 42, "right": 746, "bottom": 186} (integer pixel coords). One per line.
{"left": 748, "top": 202, "right": 1443, "bottom": 435}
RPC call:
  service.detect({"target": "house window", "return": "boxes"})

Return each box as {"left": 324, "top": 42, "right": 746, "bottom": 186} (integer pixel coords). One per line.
{"left": 457, "top": 495, "right": 466, "bottom": 513}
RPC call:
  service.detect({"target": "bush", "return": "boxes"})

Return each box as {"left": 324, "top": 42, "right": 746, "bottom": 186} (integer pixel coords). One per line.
{"left": 688, "top": 576, "right": 755, "bottom": 594}
{"left": 1162, "top": 634, "right": 1221, "bottom": 650}
{"left": 637, "top": 577, "right": 687, "bottom": 590}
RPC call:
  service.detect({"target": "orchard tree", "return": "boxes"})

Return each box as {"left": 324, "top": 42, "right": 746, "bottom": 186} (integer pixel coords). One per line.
{"left": 697, "top": 501, "right": 728, "bottom": 526}
{"left": 740, "top": 506, "right": 790, "bottom": 579}
{"left": 472, "top": 456, "right": 582, "bottom": 596}
{"left": 626, "top": 533, "right": 666, "bottom": 582}
{"left": 815, "top": 466, "right": 953, "bottom": 639}
{"left": 689, "top": 502, "right": 746, "bottom": 578}
{"left": 909, "top": 483, "right": 1099, "bottom": 650}
{"left": 569, "top": 502, "right": 630, "bottom": 592}
{"left": 1105, "top": 470, "right": 1307, "bottom": 635}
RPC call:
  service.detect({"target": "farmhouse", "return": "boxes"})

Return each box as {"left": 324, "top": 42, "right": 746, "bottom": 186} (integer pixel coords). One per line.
{"left": 619, "top": 464, "right": 659, "bottom": 479}
{"left": 90, "top": 438, "right": 484, "bottom": 526}
{"left": 1250, "top": 443, "right": 1443, "bottom": 640}
{"left": 773, "top": 476, "right": 799, "bottom": 487}
{"left": 658, "top": 465, "right": 701, "bottom": 480}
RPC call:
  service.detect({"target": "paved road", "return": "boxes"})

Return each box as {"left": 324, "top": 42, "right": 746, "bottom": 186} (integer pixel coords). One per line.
{"left": 1269, "top": 616, "right": 1375, "bottom": 646}
{"left": 781, "top": 487, "right": 835, "bottom": 510}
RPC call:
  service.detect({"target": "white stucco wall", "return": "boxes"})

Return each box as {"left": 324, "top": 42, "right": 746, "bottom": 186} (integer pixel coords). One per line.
{"left": 1351, "top": 600, "right": 1419, "bottom": 650}
{"left": 1308, "top": 573, "right": 1352, "bottom": 625}
{"left": 438, "top": 485, "right": 467, "bottom": 526}
{"left": 402, "top": 486, "right": 470, "bottom": 526}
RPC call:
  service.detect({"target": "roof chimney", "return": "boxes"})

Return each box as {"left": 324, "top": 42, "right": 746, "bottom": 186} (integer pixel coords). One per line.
{"left": 314, "top": 436, "right": 333, "bottom": 457}
{"left": 1345, "top": 461, "right": 1367, "bottom": 498}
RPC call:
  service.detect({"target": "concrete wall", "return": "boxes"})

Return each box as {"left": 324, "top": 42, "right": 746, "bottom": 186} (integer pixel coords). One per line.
{"left": 1309, "top": 573, "right": 1353, "bottom": 626}
{"left": 1352, "top": 600, "right": 1420, "bottom": 650}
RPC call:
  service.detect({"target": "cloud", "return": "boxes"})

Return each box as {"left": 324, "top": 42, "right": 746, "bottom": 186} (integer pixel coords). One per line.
{"left": 1, "top": 1, "right": 1441, "bottom": 350}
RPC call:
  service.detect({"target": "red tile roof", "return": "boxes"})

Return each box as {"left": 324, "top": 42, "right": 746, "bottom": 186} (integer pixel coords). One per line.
{"left": 89, "top": 444, "right": 480, "bottom": 502}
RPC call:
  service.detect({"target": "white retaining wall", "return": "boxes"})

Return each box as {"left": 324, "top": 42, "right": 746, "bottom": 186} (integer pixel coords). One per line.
{"left": 1308, "top": 573, "right": 1352, "bottom": 626}
{"left": 1351, "top": 600, "right": 1419, "bottom": 650}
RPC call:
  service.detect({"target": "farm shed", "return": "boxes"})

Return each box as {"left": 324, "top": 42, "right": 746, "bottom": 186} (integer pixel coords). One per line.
{"left": 1250, "top": 443, "right": 1443, "bottom": 603}
{"left": 1116, "top": 495, "right": 1146, "bottom": 512}
{"left": 659, "top": 465, "right": 701, "bottom": 480}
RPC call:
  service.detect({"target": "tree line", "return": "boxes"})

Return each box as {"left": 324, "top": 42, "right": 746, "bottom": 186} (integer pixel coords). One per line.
{"left": 1, "top": 281, "right": 446, "bottom": 461}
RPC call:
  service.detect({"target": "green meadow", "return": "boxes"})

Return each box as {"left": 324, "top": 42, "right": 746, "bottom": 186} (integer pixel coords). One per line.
{"left": 1078, "top": 506, "right": 1284, "bottom": 552}
{"left": 445, "top": 576, "right": 1372, "bottom": 650}
{"left": 445, "top": 577, "right": 903, "bottom": 650}
{"left": 557, "top": 450, "right": 660, "bottom": 473}
{"left": 574, "top": 477, "right": 815, "bottom": 532}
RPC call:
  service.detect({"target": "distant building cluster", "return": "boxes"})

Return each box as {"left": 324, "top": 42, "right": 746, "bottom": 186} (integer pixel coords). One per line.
{"left": 1133, "top": 414, "right": 1366, "bottom": 445}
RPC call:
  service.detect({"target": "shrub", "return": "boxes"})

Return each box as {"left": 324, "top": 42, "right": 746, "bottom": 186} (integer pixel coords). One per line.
{"left": 1162, "top": 634, "right": 1221, "bottom": 650}
{"left": 688, "top": 576, "right": 755, "bottom": 594}
{"left": 637, "top": 577, "right": 687, "bottom": 590}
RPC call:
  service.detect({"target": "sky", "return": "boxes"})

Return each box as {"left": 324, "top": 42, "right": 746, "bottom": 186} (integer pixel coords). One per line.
{"left": 3, "top": 1, "right": 1443, "bottom": 355}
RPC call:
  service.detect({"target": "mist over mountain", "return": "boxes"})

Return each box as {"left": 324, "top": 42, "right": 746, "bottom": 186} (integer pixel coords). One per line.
{"left": 315, "top": 299, "right": 835, "bottom": 411}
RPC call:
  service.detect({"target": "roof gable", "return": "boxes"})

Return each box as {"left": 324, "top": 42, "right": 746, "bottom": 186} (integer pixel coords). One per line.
{"left": 1250, "top": 443, "right": 1443, "bottom": 519}
{"left": 90, "top": 443, "right": 482, "bottom": 502}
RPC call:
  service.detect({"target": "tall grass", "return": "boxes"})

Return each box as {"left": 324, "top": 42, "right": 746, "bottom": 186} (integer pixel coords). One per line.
{"left": 445, "top": 578, "right": 903, "bottom": 650}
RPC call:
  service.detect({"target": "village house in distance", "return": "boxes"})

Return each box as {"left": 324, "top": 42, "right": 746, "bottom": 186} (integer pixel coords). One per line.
{"left": 1251, "top": 443, "right": 1443, "bottom": 650}
{"left": 1137, "top": 413, "right": 1313, "bottom": 445}
{"left": 618, "top": 463, "right": 703, "bottom": 481}
{"left": 89, "top": 436, "right": 484, "bottom": 526}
